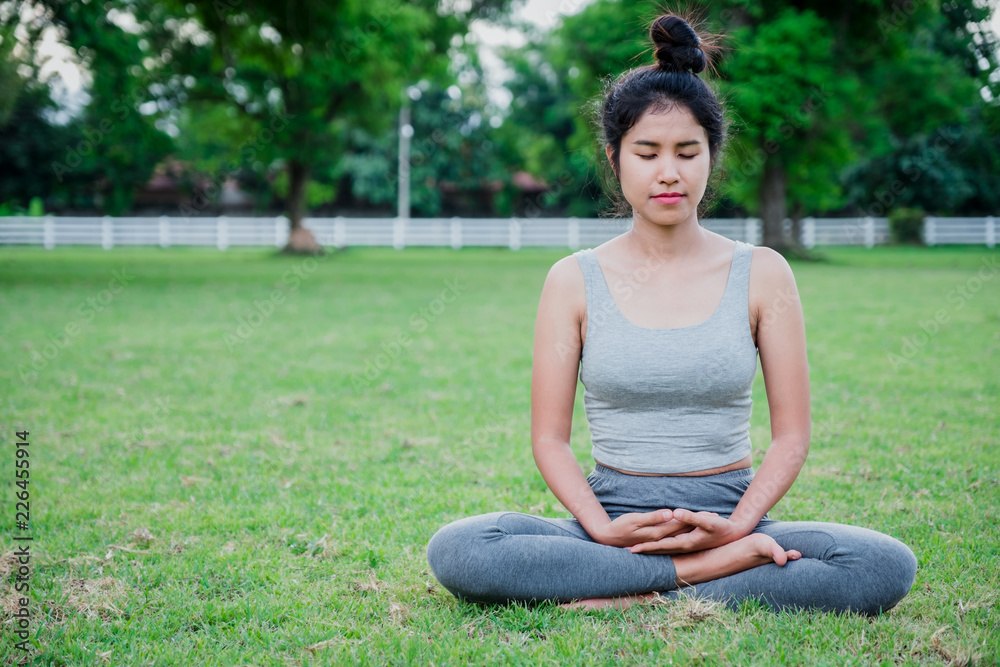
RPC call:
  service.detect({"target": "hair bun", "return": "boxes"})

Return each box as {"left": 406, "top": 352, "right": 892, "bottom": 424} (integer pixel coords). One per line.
{"left": 650, "top": 15, "right": 706, "bottom": 74}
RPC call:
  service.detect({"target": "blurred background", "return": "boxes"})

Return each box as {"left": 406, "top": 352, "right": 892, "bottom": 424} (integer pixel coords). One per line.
{"left": 1, "top": 0, "right": 998, "bottom": 246}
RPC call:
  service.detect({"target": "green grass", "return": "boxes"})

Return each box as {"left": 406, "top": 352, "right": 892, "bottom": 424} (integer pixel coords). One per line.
{"left": 0, "top": 243, "right": 997, "bottom": 666}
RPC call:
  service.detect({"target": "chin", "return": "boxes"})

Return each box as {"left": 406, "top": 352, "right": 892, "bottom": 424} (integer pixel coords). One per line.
{"left": 639, "top": 209, "right": 693, "bottom": 226}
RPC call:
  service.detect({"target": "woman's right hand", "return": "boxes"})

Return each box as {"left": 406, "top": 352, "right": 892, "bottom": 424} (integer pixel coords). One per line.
{"left": 590, "top": 510, "right": 698, "bottom": 548}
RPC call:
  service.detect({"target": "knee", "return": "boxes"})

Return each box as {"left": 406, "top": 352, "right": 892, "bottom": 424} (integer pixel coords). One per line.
{"left": 426, "top": 517, "right": 470, "bottom": 579}
{"left": 426, "top": 513, "right": 504, "bottom": 597}
{"left": 853, "top": 535, "right": 918, "bottom": 616}
{"left": 426, "top": 519, "right": 466, "bottom": 577}
{"left": 877, "top": 537, "right": 918, "bottom": 611}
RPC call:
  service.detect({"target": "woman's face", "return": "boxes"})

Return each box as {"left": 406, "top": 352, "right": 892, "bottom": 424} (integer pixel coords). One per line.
{"left": 607, "top": 104, "right": 711, "bottom": 228}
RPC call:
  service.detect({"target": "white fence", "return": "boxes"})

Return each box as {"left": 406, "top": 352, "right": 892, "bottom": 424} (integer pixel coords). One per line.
{"left": 0, "top": 215, "right": 995, "bottom": 249}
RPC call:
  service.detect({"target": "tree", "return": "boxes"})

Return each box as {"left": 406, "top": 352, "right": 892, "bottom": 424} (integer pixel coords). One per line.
{"left": 840, "top": 0, "right": 999, "bottom": 219}
{"left": 0, "top": 2, "right": 28, "bottom": 127}
{"left": 712, "top": 0, "right": 996, "bottom": 252}
{"left": 495, "top": 0, "right": 998, "bottom": 252}
{"left": 164, "top": 0, "right": 515, "bottom": 253}
{"left": 338, "top": 78, "right": 510, "bottom": 218}
{"left": 0, "top": 2, "right": 66, "bottom": 210}
{"left": 0, "top": 82, "right": 91, "bottom": 212}
{"left": 496, "top": 2, "right": 652, "bottom": 219}
{"left": 34, "top": 0, "right": 176, "bottom": 214}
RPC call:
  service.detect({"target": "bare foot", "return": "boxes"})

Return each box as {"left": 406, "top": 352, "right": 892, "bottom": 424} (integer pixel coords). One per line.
{"left": 672, "top": 533, "right": 802, "bottom": 587}
{"left": 559, "top": 592, "right": 660, "bottom": 611}
{"left": 560, "top": 535, "right": 802, "bottom": 609}
{"left": 744, "top": 532, "right": 802, "bottom": 567}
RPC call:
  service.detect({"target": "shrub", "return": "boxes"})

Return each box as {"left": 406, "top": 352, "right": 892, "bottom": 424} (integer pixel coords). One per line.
{"left": 888, "top": 207, "right": 925, "bottom": 245}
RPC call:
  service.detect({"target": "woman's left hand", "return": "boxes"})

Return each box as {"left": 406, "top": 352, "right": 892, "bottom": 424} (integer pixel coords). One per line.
{"left": 627, "top": 508, "right": 748, "bottom": 554}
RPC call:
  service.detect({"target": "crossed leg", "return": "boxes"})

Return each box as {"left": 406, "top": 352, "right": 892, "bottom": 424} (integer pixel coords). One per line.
{"left": 563, "top": 531, "right": 801, "bottom": 610}
{"left": 658, "top": 519, "right": 918, "bottom": 615}
{"left": 427, "top": 512, "right": 916, "bottom": 615}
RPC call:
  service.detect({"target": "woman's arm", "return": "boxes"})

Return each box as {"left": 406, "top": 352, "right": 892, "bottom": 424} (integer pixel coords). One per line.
{"left": 728, "top": 246, "right": 811, "bottom": 532}
{"left": 531, "top": 257, "right": 693, "bottom": 547}
{"left": 629, "top": 246, "right": 811, "bottom": 554}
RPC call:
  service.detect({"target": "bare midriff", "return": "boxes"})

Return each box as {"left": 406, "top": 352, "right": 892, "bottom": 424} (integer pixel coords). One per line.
{"left": 595, "top": 453, "right": 753, "bottom": 477}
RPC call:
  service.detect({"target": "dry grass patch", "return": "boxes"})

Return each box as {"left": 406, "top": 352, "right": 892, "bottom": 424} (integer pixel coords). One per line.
{"left": 42, "top": 577, "right": 134, "bottom": 623}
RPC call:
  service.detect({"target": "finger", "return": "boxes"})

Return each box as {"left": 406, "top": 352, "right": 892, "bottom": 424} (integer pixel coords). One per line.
{"left": 670, "top": 508, "right": 722, "bottom": 530}
{"left": 628, "top": 535, "right": 686, "bottom": 554}
{"left": 635, "top": 509, "right": 673, "bottom": 526}
{"left": 642, "top": 520, "right": 695, "bottom": 544}
{"left": 663, "top": 523, "right": 697, "bottom": 537}
{"left": 787, "top": 549, "right": 802, "bottom": 560}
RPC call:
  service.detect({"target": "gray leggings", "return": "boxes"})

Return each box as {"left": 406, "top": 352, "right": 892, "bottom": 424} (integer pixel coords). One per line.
{"left": 426, "top": 465, "right": 918, "bottom": 615}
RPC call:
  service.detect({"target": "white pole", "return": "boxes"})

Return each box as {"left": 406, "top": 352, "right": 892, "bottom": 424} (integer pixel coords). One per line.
{"left": 509, "top": 219, "right": 521, "bottom": 251}
{"left": 334, "top": 216, "right": 346, "bottom": 249}
{"left": 398, "top": 104, "right": 412, "bottom": 224}
{"left": 101, "top": 216, "right": 113, "bottom": 250}
{"left": 393, "top": 216, "right": 405, "bottom": 251}
{"left": 43, "top": 215, "right": 55, "bottom": 250}
{"left": 924, "top": 216, "right": 936, "bottom": 246}
{"left": 159, "top": 215, "right": 170, "bottom": 248}
{"left": 274, "top": 216, "right": 284, "bottom": 248}
{"left": 217, "top": 215, "right": 228, "bottom": 251}
{"left": 802, "top": 217, "right": 815, "bottom": 249}
{"left": 568, "top": 217, "right": 580, "bottom": 250}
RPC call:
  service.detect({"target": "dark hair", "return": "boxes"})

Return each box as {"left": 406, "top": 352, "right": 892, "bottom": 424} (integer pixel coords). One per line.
{"left": 593, "top": 10, "right": 729, "bottom": 219}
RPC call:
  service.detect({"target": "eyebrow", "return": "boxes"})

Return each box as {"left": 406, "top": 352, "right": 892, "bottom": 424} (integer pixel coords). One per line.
{"left": 631, "top": 139, "right": 701, "bottom": 148}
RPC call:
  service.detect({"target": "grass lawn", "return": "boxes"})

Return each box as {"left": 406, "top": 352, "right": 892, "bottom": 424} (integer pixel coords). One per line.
{"left": 0, "top": 242, "right": 997, "bottom": 665}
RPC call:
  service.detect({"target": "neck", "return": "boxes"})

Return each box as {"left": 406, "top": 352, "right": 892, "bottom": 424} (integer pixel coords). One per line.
{"left": 626, "top": 210, "right": 708, "bottom": 263}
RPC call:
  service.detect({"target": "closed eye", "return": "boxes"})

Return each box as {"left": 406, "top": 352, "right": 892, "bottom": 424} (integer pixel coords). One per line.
{"left": 638, "top": 154, "right": 697, "bottom": 160}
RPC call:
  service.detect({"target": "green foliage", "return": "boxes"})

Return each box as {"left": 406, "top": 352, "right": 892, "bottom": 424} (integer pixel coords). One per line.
{"left": 888, "top": 207, "right": 926, "bottom": 244}
{"left": 7, "top": 0, "right": 997, "bottom": 223}
{"left": 841, "top": 124, "right": 977, "bottom": 217}
{"left": 495, "top": 0, "right": 650, "bottom": 217}
{"left": 0, "top": 84, "right": 93, "bottom": 211}
{"left": 717, "top": 6, "right": 861, "bottom": 216}
{"left": 0, "top": 17, "right": 24, "bottom": 127}
{"left": 166, "top": 0, "right": 515, "bottom": 224}
{"left": 28, "top": 196, "right": 45, "bottom": 216}
{"left": 271, "top": 170, "right": 338, "bottom": 209}
{"left": 337, "top": 79, "right": 509, "bottom": 217}
{"left": 496, "top": 0, "right": 999, "bottom": 226}
{"left": 37, "top": 0, "right": 178, "bottom": 214}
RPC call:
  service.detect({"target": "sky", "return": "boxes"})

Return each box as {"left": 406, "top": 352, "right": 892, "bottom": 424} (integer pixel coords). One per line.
{"left": 470, "top": 0, "right": 597, "bottom": 109}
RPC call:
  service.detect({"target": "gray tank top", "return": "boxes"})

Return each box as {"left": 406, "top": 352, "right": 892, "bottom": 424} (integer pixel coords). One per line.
{"left": 573, "top": 240, "right": 758, "bottom": 474}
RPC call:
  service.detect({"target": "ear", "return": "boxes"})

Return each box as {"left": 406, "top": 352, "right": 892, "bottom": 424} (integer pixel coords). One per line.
{"left": 605, "top": 144, "right": 618, "bottom": 179}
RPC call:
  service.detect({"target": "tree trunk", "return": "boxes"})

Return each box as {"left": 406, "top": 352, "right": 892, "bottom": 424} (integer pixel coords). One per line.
{"left": 790, "top": 199, "right": 804, "bottom": 247}
{"left": 759, "top": 161, "right": 788, "bottom": 251}
{"left": 282, "top": 158, "right": 324, "bottom": 255}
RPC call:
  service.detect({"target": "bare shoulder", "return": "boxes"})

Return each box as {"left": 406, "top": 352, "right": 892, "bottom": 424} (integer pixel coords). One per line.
{"left": 747, "top": 246, "right": 803, "bottom": 336}
{"left": 534, "top": 253, "right": 587, "bottom": 363}
{"left": 749, "top": 245, "right": 800, "bottom": 296}
{"left": 542, "top": 253, "right": 587, "bottom": 302}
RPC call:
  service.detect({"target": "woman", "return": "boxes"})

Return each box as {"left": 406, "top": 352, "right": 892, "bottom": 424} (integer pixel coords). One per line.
{"left": 426, "top": 13, "right": 917, "bottom": 615}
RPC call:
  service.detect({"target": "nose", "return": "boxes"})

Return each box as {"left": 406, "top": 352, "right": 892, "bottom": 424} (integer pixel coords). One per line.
{"left": 656, "top": 156, "right": 680, "bottom": 185}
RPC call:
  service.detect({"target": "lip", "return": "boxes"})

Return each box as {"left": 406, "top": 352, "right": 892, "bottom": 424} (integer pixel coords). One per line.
{"left": 652, "top": 193, "right": 685, "bottom": 204}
